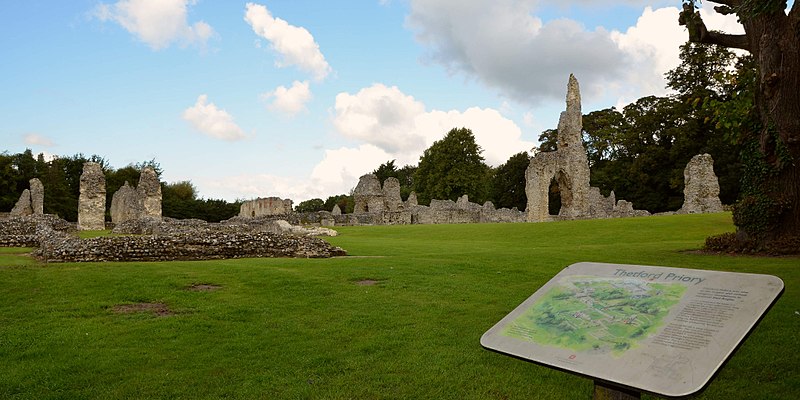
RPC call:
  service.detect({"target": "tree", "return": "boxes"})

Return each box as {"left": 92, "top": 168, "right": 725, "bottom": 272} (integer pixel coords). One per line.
{"left": 490, "top": 152, "right": 530, "bottom": 210}
{"left": 414, "top": 127, "right": 490, "bottom": 205}
{"left": 679, "top": 0, "right": 800, "bottom": 249}
{"left": 324, "top": 194, "right": 354, "bottom": 214}
{"left": 295, "top": 198, "right": 325, "bottom": 213}
{"left": 373, "top": 160, "right": 416, "bottom": 200}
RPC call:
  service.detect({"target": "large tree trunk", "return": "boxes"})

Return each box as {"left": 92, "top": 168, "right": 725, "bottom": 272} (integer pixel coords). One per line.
{"left": 680, "top": 1, "right": 800, "bottom": 250}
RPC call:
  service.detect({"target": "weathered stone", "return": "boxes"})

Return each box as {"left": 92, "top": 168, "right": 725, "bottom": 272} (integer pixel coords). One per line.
{"left": 382, "top": 177, "right": 402, "bottom": 211}
{"left": 353, "top": 174, "right": 385, "bottom": 213}
{"left": 78, "top": 162, "right": 106, "bottom": 230}
{"left": 110, "top": 181, "right": 140, "bottom": 224}
{"left": 680, "top": 154, "right": 723, "bottom": 214}
{"left": 406, "top": 192, "right": 418, "bottom": 207}
{"left": 526, "top": 75, "right": 646, "bottom": 221}
{"left": 29, "top": 178, "right": 44, "bottom": 215}
{"left": 240, "top": 197, "right": 294, "bottom": 218}
{"left": 331, "top": 204, "right": 342, "bottom": 216}
{"left": 137, "top": 167, "right": 162, "bottom": 218}
{"left": 10, "top": 189, "right": 32, "bottom": 216}
{"left": 526, "top": 75, "right": 592, "bottom": 222}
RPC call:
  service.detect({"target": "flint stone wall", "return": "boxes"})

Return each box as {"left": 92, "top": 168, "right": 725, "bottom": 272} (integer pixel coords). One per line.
{"left": 138, "top": 167, "right": 162, "bottom": 219}
{"left": 33, "top": 230, "right": 345, "bottom": 262}
{"left": 526, "top": 75, "right": 648, "bottom": 221}
{"left": 110, "top": 182, "right": 140, "bottom": 224}
{"left": 78, "top": 162, "right": 106, "bottom": 230}
{"left": 239, "top": 197, "right": 294, "bottom": 218}
{"left": 680, "top": 154, "right": 723, "bottom": 214}
{"left": 353, "top": 174, "right": 385, "bottom": 213}
{"left": 0, "top": 215, "right": 75, "bottom": 247}
{"left": 10, "top": 189, "right": 32, "bottom": 216}
{"left": 29, "top": 178, "right": 44, "bottom": 215}
{"left": 110, "top": 167, "right": 163, "bottom": 224}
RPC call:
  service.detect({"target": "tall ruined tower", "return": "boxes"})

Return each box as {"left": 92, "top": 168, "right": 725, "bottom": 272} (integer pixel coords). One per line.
{"left": 525, "top": 74, "right": 592, "bottom": 222}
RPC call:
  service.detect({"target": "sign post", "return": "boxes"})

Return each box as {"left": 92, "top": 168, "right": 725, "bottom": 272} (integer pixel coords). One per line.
{"left": 481, "top": 262, "right": 783, "bottom": 398}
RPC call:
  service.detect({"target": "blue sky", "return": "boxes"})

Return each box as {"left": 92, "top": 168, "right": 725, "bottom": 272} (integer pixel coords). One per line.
{"left": 1, "top": 1, "right": 747, "bottom": 203}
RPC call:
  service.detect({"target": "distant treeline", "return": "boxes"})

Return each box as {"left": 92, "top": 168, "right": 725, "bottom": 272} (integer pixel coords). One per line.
{"left": 0, "top": 150, "right": 240, "bottom": 222}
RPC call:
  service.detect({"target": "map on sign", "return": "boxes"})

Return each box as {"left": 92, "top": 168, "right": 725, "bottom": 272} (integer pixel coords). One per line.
{"left": 502, "top": 277, "right": 685, "bottom": 355}
{"left": 480, "top": 262, "right": 784, "bottom": 397}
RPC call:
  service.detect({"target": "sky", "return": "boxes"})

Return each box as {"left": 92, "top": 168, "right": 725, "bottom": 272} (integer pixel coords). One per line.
{"left": 1, "top": 0, "right": 748, "bottom": 203}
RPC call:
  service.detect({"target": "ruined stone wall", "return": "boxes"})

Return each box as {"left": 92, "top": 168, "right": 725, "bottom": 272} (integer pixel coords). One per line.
{"left": 29, "top": 178, "right": 44, "bottom": 215}
{"left": 78, "top": 162, "right": 106, "bottom": 230}
{"left": 32, "top": 231, "right": 345, "bottom": 262}
{"left": 526, "top": 75, "right": 591, "bottom": 222}
{"left": 110, "top": 182, "right": 141, "bottom": 224}
{"left": 239, "top": 197, "right": 294, "bottom": 218}
{"left": 10, "top": 189, "right": 32, "bottom": 216}
{"left": 137, "top": 167, "right": 162, "bottom": 219}
{"left": 525, "top": 75, "right": 647, "bottom": 222}
{"left": 353, "top": 174, "right": 385, "bottom": 213}
{"left": 110, "top": 168, "right": 164, "bottom": 225}
{"left": 680, "top": 154, "right": 723, "bottom": 214}
{"left": 0, "top": 215, "right": 75, "bottom": 247}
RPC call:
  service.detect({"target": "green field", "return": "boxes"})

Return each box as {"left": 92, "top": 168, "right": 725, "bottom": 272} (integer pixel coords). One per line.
{"left": 0, "top": 213, "right": 797, "bottom": 399}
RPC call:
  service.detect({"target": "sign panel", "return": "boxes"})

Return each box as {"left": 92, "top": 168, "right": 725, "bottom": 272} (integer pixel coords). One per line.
{"left": 481, "top": 262, "right": 783, "bottom": 397}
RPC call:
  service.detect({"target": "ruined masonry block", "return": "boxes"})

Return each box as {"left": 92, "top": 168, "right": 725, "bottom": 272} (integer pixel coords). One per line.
{"left": 78, "top": 162, "right": 106, "bottom": 230}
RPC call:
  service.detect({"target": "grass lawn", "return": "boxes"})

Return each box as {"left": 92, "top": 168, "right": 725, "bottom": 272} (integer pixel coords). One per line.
{"left": 0, "top": 213, "right": 796, "bottom": 399}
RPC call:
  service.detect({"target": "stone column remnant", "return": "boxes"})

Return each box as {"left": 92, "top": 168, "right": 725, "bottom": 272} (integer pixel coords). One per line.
{"left": 137, "top": 167, "right": 162, "bottom": 218}
{"left": 78, "top": 162, "right": 106, "bottom": 230}
{"left": 382, "top": 177, "right": 402, "bottom": 211}
{"left": 29, "top": 178, "right": 44, "bottom": 215}
{"left": 680, "top": 154, "right": 723, "bottom": 214}
{"left": 10, "top": 189, "right": 32, "bottom": 216}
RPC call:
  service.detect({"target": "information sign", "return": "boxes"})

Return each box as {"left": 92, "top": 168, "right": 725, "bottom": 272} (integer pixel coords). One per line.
{"left": 481, "top": 262, "right": 784, "bottom": 397}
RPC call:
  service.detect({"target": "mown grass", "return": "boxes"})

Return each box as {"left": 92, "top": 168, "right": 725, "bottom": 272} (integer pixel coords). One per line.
{"left": 0, "top": 213, "right": 796, "bottom": 399}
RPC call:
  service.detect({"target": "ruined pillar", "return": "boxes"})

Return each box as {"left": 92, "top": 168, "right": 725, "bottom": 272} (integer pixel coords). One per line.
{"left": 78, "top": 162, "right": 106, "bottom": 230}
{"left": 10, "top": 189, "right": 32, "bottom": 216}
{"left": 29, "top": 178, "right": 44, "bottom": 215}
{"left": 137, "top": 167, "right": 162, "bottom": 219}
{"left": 680, "top": 154, "right": 723, "bottom": 214}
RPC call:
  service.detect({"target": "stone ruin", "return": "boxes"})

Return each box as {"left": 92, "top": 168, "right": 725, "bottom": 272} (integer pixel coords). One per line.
{"left": 77, "top": 162, "right": 106, "bottom": 230}
{"left": 10, "top": 178, "right": 44, "bottom": 216}
{"left": 239, "top": 197, "right": 294, "bottom": 218}
{"left": 525, "top": 74, "right": 648, "bottom": 222}
{"left": 679, "top": 153, "right": 723, "bottom": 214}
{"left": 346, "top": 174, "right": 525, "bottom": 225}
{"left": 110, "top": 167, "right": 163, "bottom": 225}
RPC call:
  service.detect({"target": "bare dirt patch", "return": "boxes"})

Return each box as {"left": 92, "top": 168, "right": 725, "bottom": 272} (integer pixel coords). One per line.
{"left": 186, "top": 283, "right": 222, "bottom": 291}
{"left": 355, "top": 279, "right": 386, "bottom": 286}
{"left": 112, "top": 303, "right": 173, "bottom": 316}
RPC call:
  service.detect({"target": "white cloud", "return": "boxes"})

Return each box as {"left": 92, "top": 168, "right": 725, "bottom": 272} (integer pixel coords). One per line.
{"left": 182, "top": 94, "right": 247, "bottom": 141}
{"left": 95, "top": 0, "right": 214, "bottom": 50}
{"left": 332, "top": 83, "right": 534, "bottom": 167}
{"left": 244, "top": 2, "right": 332, "bottom": 81}
{"left": 406, "top": 1, "right": 746, "bottom": 108}
{"left": 310, "top": 144, "right": 393, "bottom": 194}
{"left": 23, "top": 133, "right": 55, "bottom": 147}
{"left": 407, "top": 0, "right": 626, "bottom": 104}
{"left": 262, "top": 80, "right": 312, "bottom": 116}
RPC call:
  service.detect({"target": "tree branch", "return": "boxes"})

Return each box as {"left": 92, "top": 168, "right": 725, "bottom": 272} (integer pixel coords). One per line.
{"left": 679, "top": 3, "right": 751, "bottom": 52}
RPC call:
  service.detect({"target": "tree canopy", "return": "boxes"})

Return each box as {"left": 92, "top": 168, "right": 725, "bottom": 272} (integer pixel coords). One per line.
{"left": 413, "top": 127, "right": 491, "bottom": 205}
